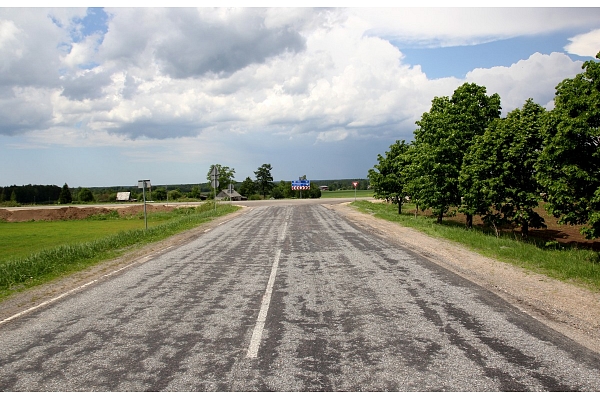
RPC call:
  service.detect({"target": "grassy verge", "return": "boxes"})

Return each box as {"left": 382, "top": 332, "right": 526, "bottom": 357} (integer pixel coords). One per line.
{"left": 0, "top": 203, "right": 239, "bottom": 299}
{"left": 320, "top": 190, "right": 374, "bottom": 199}
{"left": 352, "top": 201, "right": 600, "bottom": 291}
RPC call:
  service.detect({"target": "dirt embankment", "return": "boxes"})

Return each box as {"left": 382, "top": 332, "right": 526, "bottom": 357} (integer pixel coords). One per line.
{"left": 0, "top": 204, "right": 181, "bottom": 222}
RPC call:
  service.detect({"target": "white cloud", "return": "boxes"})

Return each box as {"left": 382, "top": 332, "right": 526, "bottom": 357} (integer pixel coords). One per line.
{"left": 356, "top": 8, "right": 600, "bottom": 47}
{"left": 565, "top": 29, "right": 600, "bottom": 57}
{"left": 465, "top": 52, "right": 583, "bottom": 113}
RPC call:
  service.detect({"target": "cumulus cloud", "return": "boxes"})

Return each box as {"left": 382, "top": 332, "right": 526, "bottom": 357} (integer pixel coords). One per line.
{"left": 358, "top": 8, "right": 600, "bottom": 47}
{"left": 565, "top": 29, "right": 600, "bottom": 57}
{"left": 0, "top": 7, "right": 597, "bottom": 148}
{"left": 465, "top": 52, "right": 583, "bottom": 113}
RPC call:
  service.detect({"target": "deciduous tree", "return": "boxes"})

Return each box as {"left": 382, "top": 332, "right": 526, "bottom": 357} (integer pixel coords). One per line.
{"left": 536, "top": 52, "right": 600, "bottom": 239}
{"left": 368, "top": 140, "right": 410, "bottom": 213}
{"left": 206, "top": 164, "right": 236, "bottom": 192}
{"left": 412, "top": 83, "right": 501, "bottom": 223}
{"left": 460, "top": 99, "right": 546, "bottom": 236}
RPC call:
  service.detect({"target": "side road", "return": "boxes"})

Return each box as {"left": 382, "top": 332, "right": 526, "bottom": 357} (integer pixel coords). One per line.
{"left": 325, "top": 203, "right": 600, "bottom": 355}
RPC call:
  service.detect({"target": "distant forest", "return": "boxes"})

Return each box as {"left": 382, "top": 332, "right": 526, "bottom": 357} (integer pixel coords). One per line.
{"left": 0, "top": 178, "right": 369, "bottom": 205}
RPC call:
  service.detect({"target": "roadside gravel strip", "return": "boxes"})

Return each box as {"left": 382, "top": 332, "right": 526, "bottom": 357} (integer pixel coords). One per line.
{"left": 326, "top": 202, "right": 600, "bottom": 355}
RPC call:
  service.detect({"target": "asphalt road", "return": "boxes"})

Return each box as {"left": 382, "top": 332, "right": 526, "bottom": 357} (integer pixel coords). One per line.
{"left": 1, "top": 204, "right": 599, "bottom": 391}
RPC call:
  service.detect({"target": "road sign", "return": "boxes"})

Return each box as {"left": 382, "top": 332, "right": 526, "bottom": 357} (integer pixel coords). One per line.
{"left": 352, "top": 182, "right": 359, "bottom": 188}
{"left": 291, "top": 180, "right": 310, "bottom": 190}
{"left": 210, "top": 166, "right": 220, "bottom": 189}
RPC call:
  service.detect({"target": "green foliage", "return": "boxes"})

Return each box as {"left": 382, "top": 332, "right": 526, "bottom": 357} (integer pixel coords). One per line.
{"left": 368, "top": 140, "right": 410, "bottom": 213}
{"left": 58, "top": 183, "right": 72, "bottom": 204}
{"left": 239, "top": 176, "right": 256, "bottom": 197}
{"left": 308, "top": 182, "right": 321, "bottom": 198}
{"left": 460, "top": 99, "right": 547, "bottom": 236}
{"left": 189, "top": 185, "right": 200, "bottom": 199}
{"left": 168, "top": 189, "right": 182, "bottom": 200}
{"left": 412, "top": 83, "right": 501, "bottom": 223}
{"left": 152, "top": 187, "right": 167, "bottom": 201}
{"left": 207, "top": 164, "right": 236, "bottom": 192}
{"left": 254, "top": 163, "right": 274, "bottom": 198}
{"left": 536, "top": 52, "right": 600, "bottom": 239}
{"left": 78, "top": 187, "right": 95, "bottom": 203}
{"left": 270, "top": 186, "right": 284, "bottom": 199}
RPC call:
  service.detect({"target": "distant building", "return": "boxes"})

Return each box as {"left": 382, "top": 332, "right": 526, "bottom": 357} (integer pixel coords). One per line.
{"left": 116, "top": 192, "right": 131, "bottom": 201}
{"left": 319, "top": 186, "right": 328, "bottom": 191}
{"left": 215, "top": 189, "right": 246, "bottom": 201}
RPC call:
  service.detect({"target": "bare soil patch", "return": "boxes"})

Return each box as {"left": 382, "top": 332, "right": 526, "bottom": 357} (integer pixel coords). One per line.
{"left": 0, "top": 204, "right": 184, "bottom": 222}
{"left": 326, "top": 203, "right": 600, "bottom": 355}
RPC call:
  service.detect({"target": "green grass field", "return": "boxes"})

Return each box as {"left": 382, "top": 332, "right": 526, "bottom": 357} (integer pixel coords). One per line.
{"left": 0, "top": 203, "right": 239, "bottom": 299}
{"left": 352, "top": 201, "right": 600, "bottom": 292}
{"left": 320, "top": 189, "right": 374, "bottom": 199}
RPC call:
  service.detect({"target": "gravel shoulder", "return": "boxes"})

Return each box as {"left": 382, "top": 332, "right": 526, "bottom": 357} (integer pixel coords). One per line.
{"left": 325, "top": 202, "right": 600, "bottom": 355}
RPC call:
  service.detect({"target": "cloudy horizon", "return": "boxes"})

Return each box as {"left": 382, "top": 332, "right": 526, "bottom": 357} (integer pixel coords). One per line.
{"left": 1, "top": 7, "right": 599, "bottom": 188}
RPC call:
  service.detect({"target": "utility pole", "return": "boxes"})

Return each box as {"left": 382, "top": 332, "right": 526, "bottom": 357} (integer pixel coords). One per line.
{"left": 138, "top": 179, "right": 151, "bottom": 230}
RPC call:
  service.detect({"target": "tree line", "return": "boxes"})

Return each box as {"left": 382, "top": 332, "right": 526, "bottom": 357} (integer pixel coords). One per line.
{"left": 368, "top": 52, "right": 600, "bottom": 239}
{"left": 208, "top": 164, "right": 322, "bottom": 200}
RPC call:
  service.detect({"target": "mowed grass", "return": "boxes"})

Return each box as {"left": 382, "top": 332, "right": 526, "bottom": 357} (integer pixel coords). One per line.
{"left": 352, "top": 201, "right": 600, "bottom": 292}
{"left": 0, "top": 218, "right": 159, "bottom": 263}
{"left": 0, "top": 203, "right": 239, "bottom": 299}
{"left": 320, "top": 189, "right": 374, "bottom": 199}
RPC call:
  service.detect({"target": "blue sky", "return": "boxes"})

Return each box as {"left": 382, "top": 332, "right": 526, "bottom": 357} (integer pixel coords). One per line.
{"left": 1, "top": 7, "right": 599, "bottom": 188}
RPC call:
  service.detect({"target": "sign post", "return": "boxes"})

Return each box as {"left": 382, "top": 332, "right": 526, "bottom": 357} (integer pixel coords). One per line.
{"left": 138, "top": 179, "right": 151, "bottom": 230}
{"left": 210, "top": 165, "right": 220, "bottom": 211}
{"left": 228, "top": 183, "right": 234, "bottom": 204}
{"left": 352, "top": 181, "right": 359, "bottom": 202}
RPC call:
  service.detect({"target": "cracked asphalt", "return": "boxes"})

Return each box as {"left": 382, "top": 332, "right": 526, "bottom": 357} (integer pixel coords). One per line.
{"left": 1, "top": 204, "right": 599, "bottom": 391}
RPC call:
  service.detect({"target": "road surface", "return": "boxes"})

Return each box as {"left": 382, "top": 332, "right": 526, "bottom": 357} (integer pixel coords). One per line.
{"left": 1, "top": 204, "right": 599, "bottom": 391}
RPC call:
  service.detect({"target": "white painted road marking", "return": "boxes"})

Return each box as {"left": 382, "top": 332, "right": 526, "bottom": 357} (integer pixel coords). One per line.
{"left": 0, "top": 245, "right": 175, "bottom": 326}
{"left": 247, "top": 249, "right": 281, "bottom": 359}
{"left": 247, "top": 211, "right": 289, "bottom": 358}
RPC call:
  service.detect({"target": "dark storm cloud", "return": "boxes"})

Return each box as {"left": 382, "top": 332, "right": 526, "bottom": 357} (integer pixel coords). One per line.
{"left": 107, "top": 120, "right": 205, "bottom": 140}
{"left": 153, "top": 10, "right": 306, "bottom": 78}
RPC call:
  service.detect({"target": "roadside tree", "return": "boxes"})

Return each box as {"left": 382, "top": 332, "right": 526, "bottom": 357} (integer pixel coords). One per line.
{"left": 255, "top": 163, "right": 274, "bottom": 198}
{"left": 239, "top": 177, "right": 256, "bottom": 198}
{"left": 206, "top": 164, "right": 236, "bottom": 192}
{"left": 78, "top": 188, "right": 94, "bottom": 203}
{"left": 413, "top": 83, "right": 501, "bottom": 224}
{"left": 460, "top": 99, "right": 546, "bottom": 236}
{"left": 58, "top": 183, "right": 72, "bottom": 204}
{"left": 368, "top": 140, "right": 410, "bottom": 214}
{"left": 536, "top": 52, "right": 600, "bottom": 239}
